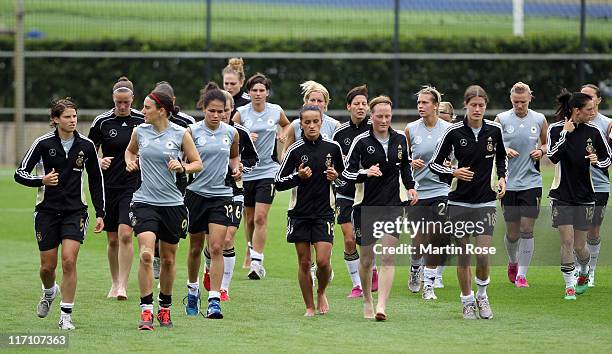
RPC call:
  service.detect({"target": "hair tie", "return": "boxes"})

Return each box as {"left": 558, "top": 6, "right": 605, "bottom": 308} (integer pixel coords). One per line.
{"left": 149, "top": 93, "right": 163, "bottom": 108}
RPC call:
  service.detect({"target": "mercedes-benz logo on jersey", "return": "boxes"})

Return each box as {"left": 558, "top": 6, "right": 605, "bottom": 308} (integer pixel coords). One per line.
{"left": 343, "top": 138, "right": 351, "bottom": 146}
{"left": 322, "top": 133, "right": 329, "bottom": 139}
{"left": 301, "top": 155, "right": 309, "bottom": 164}
{"left": 48, "top": 149, "right": 56, "bottom": 157}
{"left": 267, "top": 118, "right": 275, "bottom": 126}
{"left": 530, "top": 126, "right": 537, "bottom": 134}
{"left": 506, "top": 126, "right": 514, "bottom": 134}
{"left": 367, "top": 146, "right": 375, "bottom": 154}
{"left": 165, "top": 141, "right": 174, "bottom": 150}
{"left": 413, "top": 136, "right": 423, "bottom": 145}
{"left": 109, "top": 129, "right": 118, "bottom": 138}
{"left": 459, "top": 139, "right": 467, "bottom": 147}
{"left": 222, "top": 137, "right": 231, "bottom": 145}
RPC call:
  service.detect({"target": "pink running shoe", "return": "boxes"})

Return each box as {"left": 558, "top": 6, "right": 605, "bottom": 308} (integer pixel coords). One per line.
{"left": 515, "top": 275, "right": 529, "bottom": 288}
{"left": 372, "top": 268, "right": 379, "bottom": 293}
{"left": 220, "top": 289, "right": 230, "bottom": 302}
{"left": 347, "top": 285, "right": 363, "bottom": 298}
{"left": 507, "top": 263, "right": 518, "bottom": 284}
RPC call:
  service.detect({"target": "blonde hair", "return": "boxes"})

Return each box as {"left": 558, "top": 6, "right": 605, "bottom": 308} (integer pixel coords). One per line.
{"left": 300, "top": 80, "right": 330, "bottom": 110}
{"left": 221, "top": 90, "right": 234, "bottom": 108}
{"left": 510, "top": 81, "right": 533, "bottom": 96}
{"left": 417, "top": 85, "right": 442, "bottom": 104}
{"left": 369, "top": 95, "right": 392, "bottom": 113}
{"left": 222, "top": 58, "right": 245, "bottom": 82}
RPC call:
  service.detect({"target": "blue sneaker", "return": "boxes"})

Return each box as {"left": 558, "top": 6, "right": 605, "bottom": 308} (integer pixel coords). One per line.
{"left": 184, "top": 289, "right": 200, "bottom": 316}
{"left": 206, "top": 299, "right": 223, "bottom": 319}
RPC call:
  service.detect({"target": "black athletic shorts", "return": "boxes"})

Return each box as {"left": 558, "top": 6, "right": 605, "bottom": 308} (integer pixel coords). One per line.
{"left": 447, "top": 204, "right": 497, "bottom": 238}
{"left": 103, "top": 188, "right": 135, "bottom": 232}
{"left": 184, "top": 191, "right": 232, "bottom": 234}
{"left": 551, "top": 199, "right": 594, "bottom": 232}
{"left": 34, "top": 209, "right": 89, "bottom": 251}
{"left": 228, "top": 200, "right": 243, "bottom": 228}
{"left": 335, "top": 198, "right": 353, "bottom": 225}
{"left": 592, "top": 192, "right": 608, "bottom": 227}
{"left": 408, "top": 196, "right": 448, "bottom": 224}
{"left": 130, "top": 202, "right": 188, "bottom": 244}
{"left": 286, "top": 217, "right": 334, "bottom": 244}
{"left": 501, "top": 187, "right": 542, "bottom": 222}
{"left": 352, "top": 205, "right": 404, "bottom": 246}
{"left": 243, "top": 178, "right": 275, "bottom": 207}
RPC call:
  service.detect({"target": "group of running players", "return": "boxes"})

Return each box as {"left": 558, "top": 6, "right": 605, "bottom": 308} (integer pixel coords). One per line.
{"left": 14, "top": 57, "right": 611, "bottom": 330}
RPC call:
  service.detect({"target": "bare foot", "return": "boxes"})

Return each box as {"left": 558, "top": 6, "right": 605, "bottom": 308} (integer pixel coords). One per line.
{"left": 107, "top": 286, "right": 118, "bottom": 298}
{"left": 317, "top": 293, "right": 329, "bottom": 315}
{"left": 363, "top": 302, "right": 374, "bottom": 319}
{"left": 116, "top": 289, "right": 128, "bottom": 301}
{"left": 304, "top": 308, "right": 315, "bottom": 317}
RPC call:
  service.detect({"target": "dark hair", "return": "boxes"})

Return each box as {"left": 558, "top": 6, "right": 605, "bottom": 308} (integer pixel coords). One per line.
{"left": 113, "top": 76, "right": 133, "bottom": 93}
{"left": 147, "top": 90, "right": 179, "bottom": 117}
{"left": 50, "top": 97, "right": 77, "bottom": 127}
{"left": 299, "top": 105, "right": 322, "bottom": 120}
{"left": 197, "top": 81, "right": 226, "bottom": 110}
{"left": 464, "top": 85, "right": 489, "bottom": 105}
{"left": 155, "top": 81, "right": 175, "bottom": 97}
{"left": 581, "top": 83, "right": 600, "bottom": 98}
{"left": 555, "top": 88, "right": 593, "bottom": 121}
{"left": 246, "top": 73, "right": 271, "bottom": 91}
{"left": 346, "top": 84, "right": 368, "bottom": 105}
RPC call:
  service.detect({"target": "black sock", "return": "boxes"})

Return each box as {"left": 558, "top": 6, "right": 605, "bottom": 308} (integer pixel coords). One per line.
{"left": 140, "top": 293, "right": 153, "bottom": 306}
{"left": 158, "top": 292, "right": 172, "bottom": 308}
{"left": 223, "top": 247, "right": 236, "bottom": 257}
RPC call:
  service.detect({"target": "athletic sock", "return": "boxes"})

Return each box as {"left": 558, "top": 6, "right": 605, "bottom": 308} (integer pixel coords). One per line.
{"left": 208, "top": 291, "right": 220, "bottom": 302}
{"left": 203, "top": 247, "right": 211, "bottom": 270}
{"left": 187, "top": 281, "right": 199, "bottom": 296}
{"left": 517, "top": 232, "right": 534, "bottom": 277}
{"left": 59, "top": 302, "right": 73, "bottom": 315}
{"left": 250, "top": 250, "right": 264, "bottom": 265}
{"left": 587, "top": 238, "right": 601, "bottom": 274}
{"left": 561, "top": 264, "right": 576, "bottom": 288}
{"left": 423, "top": 267, "right": 436, "bottom": 287}
{"left": 221, "top": 248, "right": 236, "bottom": 290}
{"left": 411, "top": 256, "right": 423, "bottom": 273}
{"left": 504, "top": 234, "right": 519, "bottom": 264}
{"left": 460, "top": 291, "right": 475, "bottom": 305}
{"left": 140, "top": 293, "right": 154, "bottom": 312}
{"left": 436, "top": 265, "right": 445, "bottom": 278}
{"left": 475, "top": 277, "right": 490, "bottom": 299}
{"left": 158, "top": 292, "right": 172, "bottom": 308}
{"left": 43, "top": 283, "right": 58, "bottom": 300}
{"left": 344, "top": 251, "right": 361, "bottom": 287}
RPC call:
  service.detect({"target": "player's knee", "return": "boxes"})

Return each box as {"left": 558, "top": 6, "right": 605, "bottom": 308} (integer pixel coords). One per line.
{"left": 359, "top": 256, "right": 373, "bottom": 268}
{"left": 107, "top": 237, "right": 119, "bottom": 248}
{"left": 298, "top": 257, "right": 312, "bottom": 271}
{"left": 61, "top": 257, "right": 77, "bottom": 273}
{"left": 316, "top": 257, "right": 330, "bottom": 270}
{"left": 140, "top": 248, "right": 153, "bottom": 265}
{"left": 160, "top": 255, "right": 175, "bottom": 268}
{"left": 208, "top": 242, "right": 223, "bottom": 256}
{"left": 40, "top": 263, "right": 56, "bottom": 276}
{"left": 118, "top": 231, "right": 132, "bottom": 243}
{"left": 254, "top": 213, "right": 268, "bottom": 227}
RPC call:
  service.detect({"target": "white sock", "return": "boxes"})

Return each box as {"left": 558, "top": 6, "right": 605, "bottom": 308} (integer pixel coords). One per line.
{"left": 436, "top": 265, "right": 445, "bottom": 278}
{"left": 222, "top": 249, "right": 236, "bottom": 290}
{"left": 475, "top": 277, "right": 490, "bottom": 299}
{"left": 517, "top": 233, "right": 534, "bottom": 277}
{"left": 204, "top": 247, "right": 211, "bottom": 270}
{"left": 460, "top": 291, "right": 475, "bottom": 305}
{"left": 423, "top": 267, "right": 436, "bottom": 287}
{"left": 504, "top": 234, "right": 519, "bottom": 264}
{"left": 588, "top": 240, "right": 601, "bottom": 274}
{"left": 250, "top": 250, "right": 264, "bottom": 265}
{"left": 187, "top": 281, "right": 199, "bottom": 296}
{"left": 344, "top": 251, "right": 361, "bottom": 287}
{"left": 208, "top": 291, "right": 221, "bottom": 301}
{"left": 59, "top": 302, "right": 73, "bottom": 315}
{"left": 561, "top": 264, "right": 575, "bottom": 288}
{"left": 140, "top": 303, "right": 153, "bottom": 312}
{"left": 43, "top": 283, "right": 58, "bottom": 299}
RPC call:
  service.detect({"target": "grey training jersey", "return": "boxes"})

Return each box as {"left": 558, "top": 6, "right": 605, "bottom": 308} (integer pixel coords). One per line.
{"left": 291, "top": 114, "right": 339, "bottom": 141}
{"left": 238, "top": 102, "right": 282, "bottom": 181}
{"left": 590, "top": 112, "right": 612, "bottom": 192}
{"left": 187, "top": 121, "right": 237, "bottom": 198}
{"left": 407, "top": 118, "right": 451, "bottom": 199}
{"left": 498, "top": 109, "right": 546, "bottom": 191}
{"left": 132, "top": 122, "right": 186, "bottom": 206}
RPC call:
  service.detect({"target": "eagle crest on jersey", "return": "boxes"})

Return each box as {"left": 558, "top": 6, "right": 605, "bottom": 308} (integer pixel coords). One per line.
{"left": 397, "top": 144, "right": 403, "bottom": 160}
{"left": 586, "top": 138, "right": 595, "bottom": 154}
{"left": 76, "top": 151, "right": 85, "bottom": 167}
{"left": 325, "top": 153, "right": 332, "bottom": 168}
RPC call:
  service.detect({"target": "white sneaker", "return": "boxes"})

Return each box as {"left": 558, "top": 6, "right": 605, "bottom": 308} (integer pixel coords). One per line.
{"left": 37, "top": 285, "right": 58, "bottom": 318}
{"left": 153, "top": 257, "right": 161, "bottom": 279}
{"left": 58, "top": 313, "right": 75, "bottom": 330}
{"left": 248, "top": 262, "right": 266, "bottom": 280}
{"left": 433, "top": 277, "right": 444, "bottom": 289}
{"left": 422, "top": 285, "right": 437, "bottom": 300}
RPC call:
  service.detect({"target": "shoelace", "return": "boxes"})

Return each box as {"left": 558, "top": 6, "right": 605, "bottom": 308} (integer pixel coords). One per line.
{"left": 182, "top": 294, "right": 202, "bottom": 312}
{"left": 158, "top": 309, "right": 171, "bottom": 323}
{"left": 141, "top": 310, "right": 153, "bottom": 322}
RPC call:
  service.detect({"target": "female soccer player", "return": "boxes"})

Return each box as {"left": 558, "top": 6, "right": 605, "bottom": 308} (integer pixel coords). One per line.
{"left": 430, "top": 85, "right": 507, "bottom": 320}
{"left": 184, "top": 86, "right": 240, "bottom": 319}
{"left": 404, "top": 86, "right": 452, "bottom": 300}
{"left": 547, "top": 89, "right": 610, "bottom": 300}
{"left": 496, "top": 82, "right": 548, "bottom": 288}
{"left": 15, "top": 98, "right": 105, "bottom": 330}
{"left": 88, "top": 76, "right": 143, "bottom": 300}
{"left": 580, "top": 84, "right": 611, "bottom": 287}
{"left": 332, "top": 84, "right": 373, "bottom": 298}
{"left": 343, "top": 95, "right": 418, "bottom": 321}
{"left": 275, "top": 105, "right": 344, "bottom": 316}
{"left": 232, "top": 73, "right": 290, "bottom": 279}
{"left": 438, "top": 101, "right": 455, "bottom": 123}
{"left": 223, "top": 57, "right": 251, "bottom": 113}
{"left": 125, "top": 90, "right": 202, "bottom": 330}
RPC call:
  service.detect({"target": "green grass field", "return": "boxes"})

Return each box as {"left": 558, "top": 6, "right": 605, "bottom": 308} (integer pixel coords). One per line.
{"left": 0, "top": 0, "right": 611, "bottom": 41}
{"left": 0, "top": 166, "right": 611, "bottom": 353}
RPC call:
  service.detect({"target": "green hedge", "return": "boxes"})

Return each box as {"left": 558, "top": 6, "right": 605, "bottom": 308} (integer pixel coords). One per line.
{"left": 1, "top": 37, "right": 611, "bottom": 116}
